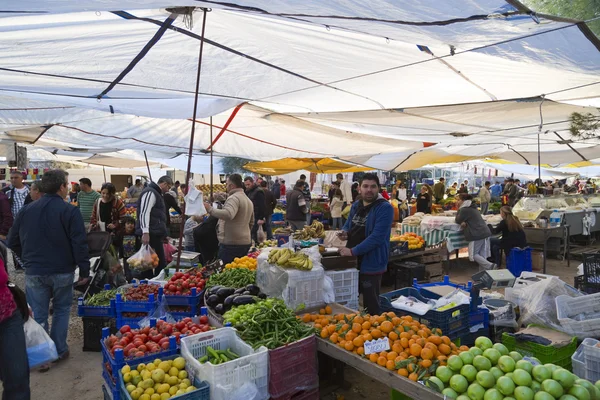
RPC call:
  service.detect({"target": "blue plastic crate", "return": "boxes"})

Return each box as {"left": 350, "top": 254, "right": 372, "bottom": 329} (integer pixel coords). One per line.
{"left": 469, "top": 307, "right": 490, "bottom": 330}
{"left": 161, "top": 287, "right": 204, "bottom": 307}
{"left": 115, "top": 314, "right": 147, "bottom": 329}
{"left": 507, "top": 247, "right": 532, "bottom": 278}
{"left": 103, "top": 369, "right": 121, "bottom": 400}
{"left": 380, "top": 287, "right": 470, "bottom": 341}
{"left": 78, "top": 298, "right": 116, "bottom": 318}
{"left": 412, "top": 275, "right": 472, "bottom": 298}
{"left": 271, "top": 213, "right": 284, "bottom": 222}
{"left": 115, "top": 283, "right": 160, "bottom": 313}
{"left": 276, "top": 234, "right": 290, "bottom": 247}
{"left": 118, "top": 354, "right": 210, "bottom": 400}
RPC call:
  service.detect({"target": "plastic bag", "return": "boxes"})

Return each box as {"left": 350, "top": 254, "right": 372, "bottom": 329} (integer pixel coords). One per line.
{"left": 138, "top": 296, "right": 176, "bottom": 327}
{"left": 127, "top": 245, "right": 159, "bottom": 271}
{"left": 164, "top": 242, "right": 178, "bottom": 264}
{"left": 322, "top": 275, "right": 335, "bottom": 304}
{"left": 184, "top": 179, "right": 207, "bottom": 216}
{"left": 24, "top": 318, "right": 58, "bottom": 368}
{"left": 257, "top": 225, "right": 266, "bottom": 244}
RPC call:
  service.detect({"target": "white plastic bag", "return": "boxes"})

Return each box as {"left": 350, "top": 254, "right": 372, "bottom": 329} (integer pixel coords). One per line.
{"left": 184, "top": 179, "right": 207, "bottom": 216}
{"left": 257, "top": 225, "right": 266, "bottom": 243}
{"left": 127, "top": 244, "right": 159, "bottom": 271}
{"left": 24, "top": 318, "right": 58, "bottom": 368}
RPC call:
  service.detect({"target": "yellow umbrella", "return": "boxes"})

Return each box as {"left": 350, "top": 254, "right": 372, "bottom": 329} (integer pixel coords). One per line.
{"left": 244, "top": 157, "right": 372, "bottom": 175}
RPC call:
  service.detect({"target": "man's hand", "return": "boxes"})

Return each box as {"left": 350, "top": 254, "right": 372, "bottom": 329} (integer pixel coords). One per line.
{"left": 203, "top": 202, "right": 212, "bottom": 212}
{"left": 107, "top": 223, "right": 116, "bottom": 230}
{"left": 142, "top": 233, "right": 150, "bottom": 245}
{"left": 0, "top": 235, "right": 6, "bottom": 240}
{"left": 337, "top": 231, "right": 348, "bottom": 240}
{"left": 460, "top": 222, "right": 467, "bottom": 229}
{"left": 77, "top": 277, "right": 91, "bottom": 286}
{"left": 339, "top": 247, "right": 353, "bottom": 257}
{"left": 257, "top": 219, "right": 264, "bottom": 225}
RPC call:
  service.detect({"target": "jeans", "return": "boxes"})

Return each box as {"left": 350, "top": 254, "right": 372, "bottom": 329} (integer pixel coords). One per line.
{"left": 26, "top": 273, "right": 74, "bottom": 357}
{"left": 288, "top": 220, "right": 306, "bottom": 231}
{"left": 332, "top": 217, "right": 343, "bottom": 230}
{"left": 490, "top": 237, "right": 503, "bottom": 267}
{"left": 359, "top": 273, "right": 382, "bottom": 315}
{"left": 306, "top": 211, "right": 312, "bottom": 225}
{"left": 264, "top": 215, "right": 273, "bottom": 240}
{"left": 0, "top": 311, "right": 30, "bottom": 400}
{"left": 480, "top": 202, "right": 489, "bottom": 215}
{"left": 218, "top": 244, "right": 250, "bottom": 265}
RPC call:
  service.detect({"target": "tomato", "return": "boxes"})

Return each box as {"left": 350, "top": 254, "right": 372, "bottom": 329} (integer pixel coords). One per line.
{"left": 199, "top": 316, "right": 208, "bottom": 325}
{"left": 172, "top": 332, "right": 181, "bottom": 341}
{"left": 175, "top": 321, "right": 185, "bottom": 331}
{"left": 149, "top": 333, "right": 163, "bottom": 343}
{"left": 201, "top": 325, "right": 210, "bottom": 332}
{"left": 161, "top": 342, "right": 170, "bottom": 350}
{"left": 133, "top": 340, "right": 144, "bottom": 348}
{"left": 182, "top": 281, "right": 189, "bottom": 289}
{"left": 135, "top": 351, "right": 145, "bottom": 357}
{"left": 183, "top": 318, "right": 192, "bottom": 323}
{"left": 139, "top": 334, "right": 148, "bottom": 343}
{"left": 141, "top": 326, "right": 151, "bottom": 335}
{"left": 138, "top": 344, "right": 147, "bottom": 353}
{"left": 158, "top": 337, "right": 170, "bottom": 346}
{"left": 119, "top": 325, "right": 131, "bottom": 334}
{"left": 181, "top": 327, "right": 188, "bottom": 334}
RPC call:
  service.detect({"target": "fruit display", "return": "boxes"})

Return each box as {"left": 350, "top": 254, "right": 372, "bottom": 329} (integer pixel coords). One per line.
{"left": 273, "top": 227, "right": 293, "bottom": 235}
{"left": 305, "top": 309, "right": 464, "bottom": 381}
{"left": 292, "top": 220, "right": 326, "bottom": 240}
{"left": 391, "top": 232, "right": 425, "bottom": 250}
{"left": 122, "top": 284, "right": 161, "bottom": 302}
{"left": 257, "top": 239, "right": 277, "bottom": 249}
{"left": 196, "top": 184, "right": 226, "bottom": 198}
{"left": 124, "top": 205, "right": 137, "bottom": 220}
{"left": 163, "top": 270, "right": 206, "bottom": 296}
{"left": 426, "top": 336, "right": 600, "bottom": 400}
{"left": 121, "top": 356, "right": 198, "bottom": 399}
{"left": 247, "top": 250, "right": 261, "bottom": 259}
{"left": 205, "top": 268, "right": 256, "bottom": 289}
{"left": 198, "top": 346, "right": 240, "bottom": 364}
{"left": 103, "top": 318, "right": 210, "bottom": 359}
{"left": 85, "top": 289, "right": 118, "bottom": 306}
{"left": 267, "top": 248, "right": 313, "bottom": 270}
{"left": 224, "top": 298, "right": 315, "bottom": 349}
{"left": 225, "top": 256, "right": 257, "bottom": 271}
{"left": 204, "top": 284, "right": 265, "bottom": 315}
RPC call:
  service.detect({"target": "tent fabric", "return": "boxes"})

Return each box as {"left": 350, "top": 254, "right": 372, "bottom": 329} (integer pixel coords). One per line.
{"left": 243, "top": 157, "right": 372, "bottom": 175}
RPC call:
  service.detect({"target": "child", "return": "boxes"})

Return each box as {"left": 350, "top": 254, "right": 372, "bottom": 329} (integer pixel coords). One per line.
{"left": 117, "top": 216, "right": 139, "bottom": 282}
{"left": 330, "top": 189, "right": 344, "bottom": 230}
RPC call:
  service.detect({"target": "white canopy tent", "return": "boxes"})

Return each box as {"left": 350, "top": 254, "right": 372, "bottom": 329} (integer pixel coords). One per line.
{"left": 0, "top": 1, "right": 599, "bottom": 169}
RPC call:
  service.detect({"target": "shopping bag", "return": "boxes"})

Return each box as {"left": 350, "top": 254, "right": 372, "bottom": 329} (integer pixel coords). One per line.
{"left": 127, "top": 245, "right": 159, "bottom": 271}
{"left": 24, "top": 318, "right": 58, "bottom": 368}
{"left": 184, "top": 179, "right": 207, "bottom": 216}
{"left": 164, "top": 241, "right": 178, "bottom": 264}
{"left": 257, "top": 225, "right": 267, "bottom": 243}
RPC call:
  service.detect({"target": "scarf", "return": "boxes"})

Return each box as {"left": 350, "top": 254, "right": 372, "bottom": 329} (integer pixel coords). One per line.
{"left": 459, "top": 200, "right": 472, "bottom": 209}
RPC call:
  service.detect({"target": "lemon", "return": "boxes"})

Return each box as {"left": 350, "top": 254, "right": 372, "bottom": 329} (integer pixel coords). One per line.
{"left": 185, "top": 386, "right": 196, "bottom": 393}
{"left": 160, "top": 394, "right": 170, "bottom": 400}
{"left": 153, "top": 359, "right": 162, "bottom": 366}
{"left": 177, "top": 370, "right": 188, "bottom": 380}
{"left": 137, "top": 363, "right": 146, "bottom": 372}
{"left": 178, "top": 383, "right": 188, "bottom": 391}
{"left": 144, "top": 388, "right": 155, "bottom": 396}
{"left": 158, "top": 362, "right": 171, "bottom": 373}
{"left": 130, "top": 370, "right": 140, "bottom": 378}
{"left": 121, "top": 365, "right": 131, "bottom": 374}
{"left": 175, "top": 390, "right": 185, "bottom": 396}
{"left": 126, "top": 384, "right": 136, "bottom": 394}
{"left": 146, "top": 363, "right": 156, "bottom": 372}
{"left": 139, "top": 395, "right": 150, "bottom": 400}
{"left": 181, "top": 379, "right": 191, "bottom": 387}
{"left": 168, "top": 386, "right": 178, "bottom": 396}
{"left": 123, "top": 373, "right": 132, "bottom": 383}
{"left": 166, "top": 376, "right": 179, "bottom": 386}
{"left": 151, "top": 395, "right": 161, "bottom": 400}
{"left": 141, "top": 370, "right": 152, "bottom": 380}
{"left": 168, "top": 367, "right": 179, "bottom": 377}
{"left": 172, "top": 357, "right": 185, "bottom": 370}
{"left": 130, "top": 388, "right": 144, "bottom": 400}
{"left": 157, "top": 384, "right": 170, "bottom": 395}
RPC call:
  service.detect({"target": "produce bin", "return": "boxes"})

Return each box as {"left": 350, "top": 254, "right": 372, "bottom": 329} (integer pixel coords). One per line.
{"left": 502, "top": 332, "right": 577, "bottom": 369}
{"left": 506, "top": 247, "right": 532, "bottom": 278}
{"left": 115, "top": 314, "right": 148, "bottom": 330}
{"left": 275, "top": 234, "right": 290, "bottom": 247}
{"left": 391, "top": 260, "right": 425, "bottom": 290}
{"left": 572, "top": 341, "right": 586, "bottom": 379}
{"left": 118, "top": 354, "right": 210, "bottom": 400}
{"left": 271, "top": 213, "right": 284, "bottom": 222}
{"left": 380, "top": 288, "right": 470, "bottom": 341}
{"left": 325, "top": 268, "right": 359, "bottom": 307}
{"left": 469, "top": 307, "right": 490, "bottom": 331}
{"left": 83, "top": 316, "right": 116, "bottom": 352}
{"left": 103, "top": 368, "right": 121, "bottom": 400}
{"left": 268, "top": 335, "right": 318, "bottom": 399}
{"left": 412, "top": 275, "right": 472, "bottom": 299}
{"left": 389, "top": 241, "right": 409, "bottom": 257}
{"left": 78, "top": 286, "right": 116, "bottom": 317}
{"left": 115, "top": 292, "right": 158, "bottom": 313}
{"left": 581, "top": 337, "right": 600, "bottom": 382}
{"left": 161, "top": 287, "right": 204, "bottom": 307}
{"left": 556, "top": 292, "right": 600, "bottom": 338}
{"left": 181, "top": 327, "right": 269, "bottom": 400}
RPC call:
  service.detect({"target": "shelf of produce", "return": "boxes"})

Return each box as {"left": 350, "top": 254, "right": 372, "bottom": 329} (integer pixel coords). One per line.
{"left": 316, "top": 337, "right": 443, "bottom": 400}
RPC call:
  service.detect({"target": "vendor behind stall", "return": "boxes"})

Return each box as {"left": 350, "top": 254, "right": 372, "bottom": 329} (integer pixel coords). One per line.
{"left": 456, "top": 194, "right": 495, "bottom": 271}
{"left": 489, "top": 206, "right": 527, "bottom": 267}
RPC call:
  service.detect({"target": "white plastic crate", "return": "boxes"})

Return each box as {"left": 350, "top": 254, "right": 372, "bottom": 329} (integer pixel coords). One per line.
{"left": 556, "top": 293, "right": 600, "bottom": 339}
{"left": 572, "top": 342, "right": 586, "bottom": 379}
{"left": 337, "top": 299, "right": 359, "bottom": 311}
{"left": 325, "top": 268, "right": 359, "bottom": 305}
{"left": 180, "top": 327, "right": 269, "bottom": 400}
{"left": 582, "top": 338, "right": 600, "bottom": 382}
{"left": 283, "top": 267, "right": 325, "bottom": 310}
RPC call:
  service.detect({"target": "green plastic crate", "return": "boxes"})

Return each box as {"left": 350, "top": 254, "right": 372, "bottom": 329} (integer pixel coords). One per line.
{"left": 502, "top": 332, "right": 577, "bottom": 367}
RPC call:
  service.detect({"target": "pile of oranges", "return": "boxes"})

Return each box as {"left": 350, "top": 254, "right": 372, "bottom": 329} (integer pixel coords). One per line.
{"left": 225, "top": 256, "right": 257, "bottom": 271}
{"left": 300, "top": 309, "right": 468, "bottom": 381}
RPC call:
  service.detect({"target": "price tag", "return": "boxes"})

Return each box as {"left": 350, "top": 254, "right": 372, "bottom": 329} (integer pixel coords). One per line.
{"left": 363, "top": 338, "right": 391, "bottom": 355}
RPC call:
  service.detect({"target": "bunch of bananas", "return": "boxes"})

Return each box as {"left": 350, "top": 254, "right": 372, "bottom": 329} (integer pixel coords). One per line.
{"left": 273, "top": 227, "right": 292, "bottom": 235}
{"left": 267, "top": 248, "right": 313, "bottom": 270}
{"left": 292, "top": 220, "right": 326, "bottom": 240}
{"left": 258, "top": 239, "right": 277, "bottom": 249}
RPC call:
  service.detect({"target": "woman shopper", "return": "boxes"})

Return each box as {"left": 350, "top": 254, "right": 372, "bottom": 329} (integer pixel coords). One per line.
{"left": 89, "top": 182, "right": 126, "bottom": 233}
{"left": 0, "top": 253, "right": 30, "bottom": 400}
{"left": 456, "top": 194, "right": 495, "bottom": 271}
{"left": 489, "top": 206, "right": 527, "bottom": 267}
{"left": 330, "top": 189, "right": 344, "bottom": 229}
{"left": 416, "top": 185, "right": 431, "bottom": 214}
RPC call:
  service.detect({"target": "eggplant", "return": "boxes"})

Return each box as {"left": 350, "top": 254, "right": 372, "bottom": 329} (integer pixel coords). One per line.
{"left": 242, "top": 291, "right": 251, "bottom": 296}
{"left": 206, "top": 294, "right": 220, "bottom": 308}
{"left": 224, "top": 294, "right": 238, "bottom": 307}
{"left": 208, "top": 285, "right": 224, "bottom": 296}
{"left": 258, "top": 293, "right": 267, "bottom": 299}
{"left": 234, "top": 287, "right": 246, "bottom": 295}
{"left": 232, "top": 295, "right": 256, "bottom": 306}
{"left": 216, "top": 287, "right": 235, "bottom": 300}
{"left": 214, "top": 303, "right": 225, "bottom": 315}
{"left": 245, "top": 284, "right": 260, "bottom": 296}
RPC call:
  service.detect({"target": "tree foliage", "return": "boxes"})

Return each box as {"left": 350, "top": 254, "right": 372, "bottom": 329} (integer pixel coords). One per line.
{"left": 569, "top": 112, "right": 600, "bottom": 139}
{"left": 522, "top": 0, "right": 600, "bottom": 36}
{"left": 219, "top": 157, "right": 254, "bottom": 174}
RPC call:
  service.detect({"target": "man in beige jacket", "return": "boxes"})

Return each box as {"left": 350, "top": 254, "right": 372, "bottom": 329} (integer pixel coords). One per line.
{"left": 203, "top": 173, "right": 254, "bottom": 264}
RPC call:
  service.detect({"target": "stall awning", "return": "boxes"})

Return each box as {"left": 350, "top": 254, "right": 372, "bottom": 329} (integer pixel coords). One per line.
{"left": 244, "top": 158, "right": 372, "bottom": 175}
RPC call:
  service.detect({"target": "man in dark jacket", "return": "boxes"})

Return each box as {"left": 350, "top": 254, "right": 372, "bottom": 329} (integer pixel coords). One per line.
{"left": 136, "top": 175, "right": 173, "bottom": 278}
{"left": 286, "top": 181, "right": 309, "bottom": 231}
{"left": 338, "top": 173, "right": 394, "bottom": 315}
{"left": 260, "top": 181, "right": 277, "bottom": 240}
{"left": 0, "top": 191, "right": 12, "bottom": 243}
{"left": 7, "top": 169, "right": 89, "bottom": 365}
{"left": 271, "top": 180, "right": 281, "bottom": 200}
{"left": 244, "top": 177, "right": 266, "bottom": 243}
{"left": 502, "top": 178, "right": 518, "bottom": 206}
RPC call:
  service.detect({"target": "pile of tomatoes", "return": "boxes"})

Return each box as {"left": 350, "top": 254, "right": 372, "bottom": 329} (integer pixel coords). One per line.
{"left": 103, "top": 316, "right": 210, "bottom": 359}
{"left": 163, "top": 270, "right": 206, "bottom": 296}
{"left": 123, "top": 283, "right": 161, "bottom": 302}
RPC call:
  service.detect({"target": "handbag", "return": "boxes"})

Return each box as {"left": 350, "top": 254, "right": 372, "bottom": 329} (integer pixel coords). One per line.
{"left": 95, "top": 200, "right": 106, "bottom": 232}
{"left": 7, "top": 282, "right": 29, "bottom": 322}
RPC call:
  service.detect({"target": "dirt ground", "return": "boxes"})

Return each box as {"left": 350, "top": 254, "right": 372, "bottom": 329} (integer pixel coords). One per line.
{"left": 0, "top": 253, "right": 582, "bottom": 400}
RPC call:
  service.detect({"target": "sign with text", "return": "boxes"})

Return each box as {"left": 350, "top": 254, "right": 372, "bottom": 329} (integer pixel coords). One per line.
{"left": 363, "top": 338, "right": 391, "bottom": 355}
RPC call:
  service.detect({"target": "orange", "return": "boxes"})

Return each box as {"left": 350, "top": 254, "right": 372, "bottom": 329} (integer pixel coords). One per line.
{"left": 356, "top": 347, "right": 364, "bottom": 356}
{"left": 369, "top": 353, "right": 378, "bottom": 363}
{"left": 420, "top": 348, "right": 434, "bottom": 360}
{"left": 354, "top": 315, "right": 364, "bottom": 325}
{"left": 361, "top": 321, "right": 371, "bottom": 330}
{"left": 392, "top": 343, "right": 403, "bottom": 354}
{"left": 438, "top": 344, "right": 451, "bottom": 356}
{"left": 388, "top": 331, "right": 399, "bottom": 341}
{"left": 408, "top": 372, "right": 418, "bottom": 381}
{"left": 400, "top": 338, "right": 409, "bottom": 349}
{"left": 421, "top": 359, "right": 432, "bottom": 368}
{"left": 330, "top": 333, "right": 339, "bottom": 343}
{"left": 386, "top": 360, "right": 396, "bottom": 371}
{"left": 399, "top": 352, "right": 409, "bottom": 360}
{"left": 379, "top": 351, "right": 388, "bottom": 359}
{"left": 377, "top": 356, "right": 387, "bottom": 367}
{"left": 344, "top": 341, "right": 354, "bottom": 352}
{"left": 314, "top": 324, "right": 322, "bottom": 330}
{"left": 327, "top": 325, "right": 336, "bottom": 334}
{"left": 371, "top": 329, "right": 382, "bottom": 339}
{"left": 363, "top": 333, "right": 373, "bottom": 342}
{"left": 352, "top": 323, "right": 362, "bottom": 333}
{"left": 352, "top": 337, "right": 364, "bottom": 348}
{"left": 428, "top": 335, "right": 442, "bottom": 346}
{"left": 459, "top": 345, "right": 469, "bottom": 352}
{"left": 398, "top": 368, "right": 409, "bottom": 377}
{"left": 391, "top": 316, "right": 402, "bottom": 326}
{"left": 404, "top": 315, "right": 413, "bottom": 322}
{"left": 441, "top": 336, "right": 451, "bottom": 346}
{"left": 400, "top": 331, "right": 410, "bottom": 340}
{"left": 301, "top": 314, "right": 311, "bottom": 323}
{"left": 394, "top": 356, "right": 404, "bottom": 363}
{"left": 325, "top": 305, "right": 332, "bottom": 314}
{"left": 409, "top": 344, "right": 422, "bottom": 357}
{"left": 320, "top": 329, "right": 329, "bottom": 338}
{"left": 319, "top": 308, "right": 326, "bottom": 315}
{"left": 345, "top": 332, "right": 357, "bottom": 342}
{"left": 387, "top": 351, "right": 398, "bottom": 360}
{"left": 407, "top": 363, "right": 417, "bottom": 373}
{"left": 380, "top": 321, "right": 393, "bottom": 333}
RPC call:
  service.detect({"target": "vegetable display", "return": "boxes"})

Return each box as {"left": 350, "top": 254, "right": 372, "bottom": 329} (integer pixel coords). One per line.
{"left": 198, "top": 346, "right": 240, "bottom": 365}
{"left": 163, "top": 270, "right": 206, "bottom": 296}
{"left": 205, "top": 284, "right": 265, "bottom": 315}
{"left": 85, "top": 289, "right": 118, "bottom": 306}
{"left": 224, "top": 256, "right": 257, "bottom": 271}
{"left": 206, "top": 268, "right": 256, "bottom": 289}
{"left": 122, "top": 283, "right": 161, "bottom": 302}
{"left": 223, "top": 298, "right": 315, "bottom": 349}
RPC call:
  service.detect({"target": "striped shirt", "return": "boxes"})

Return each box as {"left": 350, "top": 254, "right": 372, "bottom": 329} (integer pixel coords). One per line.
{"left": 138, "top": 190, "right": 156, "bottom": 234}
{"left": 77, "top": 190, "right": 101, "bottom": 224}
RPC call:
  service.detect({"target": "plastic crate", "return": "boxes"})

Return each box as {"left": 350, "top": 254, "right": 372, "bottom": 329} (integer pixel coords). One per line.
{"left": 583, "top": 253, "right": 600, "bottom": 281}
{"left": 337, "top": 299, "right": 359, "bottom": 311}
{"left": 181, "top": 327, "right": 269, "bottom": 400}
{"left": 325, "top": 268, "right": 359, "bottom": 306}
{"left": 283, "top": 267, "right": 325, "bottom": 310}
{"left": 507, "top": 247, "right": 532, "bottom": 278}
{"left": 103, "top": 369, "right": 121, "bottom": 400}
{"left": 581, "top": 338, "right": 600, "bottom": 382}
{"left": 412, "top": 275, "right": 472, "bottom": 299}
{"left": 115, "top": 288, "right": 159, "bottom": 313}
{"left": 275, "top": 234, "right": 290, "bottom": 247}
{"left": 272, "top": 213, "right": 284, "bottom": 222}
{"left": 83, "top": 317, "right": 116, "bottom": 352}
{"left": 116, "top": 314, "right": 148, "bottom": 329}
{"left": 469, "top": 308, "right": 490, "bottom": 330}
{"left": 118, "top": 354, "right": 210, "bottom": 400}
{"left": 269, "top": 335, "right": 318, "bottom": 399}
{"left": 78, "top": 285, "right": 117, "bottom": 317}
{"left": 162, "top": 287, "right": 204, "bottom": 307}
{"left": 572, "top": 341, "right": 587, "bottom": 379}
{"left": 380, "top": 288, "right": 470, "bottom": 341}
{"left": 502, "top": 331, "right": 578, "bottom": 365}
{"left": 389, "top": 241, "right": 409, "bottom": 257}
{"left": 556, "top": 293, "right": 600, "bottom": 339}
{"left": 391, "top": 261, "right": 426, "bottom": 290}
{"left": 272, "top": 387, "right": 320, "bottom": 400}
{"left": 574, "top": 275, "right": 600, "bottom": 294}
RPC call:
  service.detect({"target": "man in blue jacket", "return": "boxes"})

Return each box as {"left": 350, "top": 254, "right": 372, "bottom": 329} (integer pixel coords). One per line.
{"left": 339, "top": 173, "right": 394, "bottom": 315}
{"left": 8, "top": 169, "right": 90, "bottom": 369}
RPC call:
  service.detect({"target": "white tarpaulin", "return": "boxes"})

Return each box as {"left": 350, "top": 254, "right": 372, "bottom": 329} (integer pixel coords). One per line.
{"left": 0, "top": 1, "right": 599, "bottom": 168}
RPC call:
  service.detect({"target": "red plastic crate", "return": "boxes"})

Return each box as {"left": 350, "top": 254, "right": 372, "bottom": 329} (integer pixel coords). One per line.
{"left": 269, "top": 335, "right": 318, "bottom": 399}
{"left": 271, "top": 387, "right": 320, "bottom": 400}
